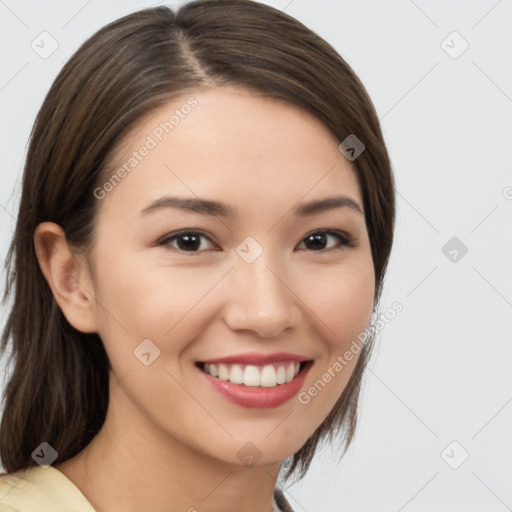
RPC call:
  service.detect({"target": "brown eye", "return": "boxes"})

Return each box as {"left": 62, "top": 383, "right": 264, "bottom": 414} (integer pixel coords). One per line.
{"left": 159, "top": 231, "right": 216, "bottom": 252}
{"left": 298, "top": 230, "right": 354, "bottom": 252}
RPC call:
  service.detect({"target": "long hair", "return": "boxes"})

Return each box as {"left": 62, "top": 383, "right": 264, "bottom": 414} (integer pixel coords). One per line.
{"left": 0, "top": 0, "right": 395, "bottom": 482}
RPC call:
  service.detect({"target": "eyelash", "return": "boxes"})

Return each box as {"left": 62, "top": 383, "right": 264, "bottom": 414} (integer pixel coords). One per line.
{"left": 157, "top": 229, "right": 355, "bottom": 254}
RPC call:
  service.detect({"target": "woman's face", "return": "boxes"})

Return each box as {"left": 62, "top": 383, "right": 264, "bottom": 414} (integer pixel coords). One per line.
{"left": 86, "top": 86, "right": 375, "bottom": 466}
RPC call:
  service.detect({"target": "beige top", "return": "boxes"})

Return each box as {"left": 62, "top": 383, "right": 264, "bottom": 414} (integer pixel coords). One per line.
{"left": 0, "top": 465, "right": 294, "bottom": 511}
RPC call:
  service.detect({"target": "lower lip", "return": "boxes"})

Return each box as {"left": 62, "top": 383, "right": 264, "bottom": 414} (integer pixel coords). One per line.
{"left": 197, "top": 363, "right": 312, "bottom": 409}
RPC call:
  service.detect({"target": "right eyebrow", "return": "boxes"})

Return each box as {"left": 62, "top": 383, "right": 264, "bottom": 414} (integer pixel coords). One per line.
{"left": 140, "top": 196, "right": 237, "bottom": 218}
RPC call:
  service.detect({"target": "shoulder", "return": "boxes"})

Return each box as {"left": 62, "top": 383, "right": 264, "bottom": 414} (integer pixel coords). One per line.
{"left": 0, "top": 469, "right": 27, "bottom": 511}
{"left": 0, "top": 505, "right": 18, "bottom": 512}
{"left": 0, "top": 466, "right": 94, "bottom": 511}
{"left": 0, "top": 469, "right": 29, "bottom": 511}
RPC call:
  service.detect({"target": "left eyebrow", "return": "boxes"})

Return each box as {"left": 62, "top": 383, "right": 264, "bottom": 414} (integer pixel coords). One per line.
{"left": 139, "top": 194, "right": 364, "bottom": 218}
{"left": 293, "top": 195, "right": 364, "bottom": 216}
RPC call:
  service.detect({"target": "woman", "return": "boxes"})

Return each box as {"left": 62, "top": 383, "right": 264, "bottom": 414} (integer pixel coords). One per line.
{"left": 0, "top": 1, "right": 395, "bottom": 510}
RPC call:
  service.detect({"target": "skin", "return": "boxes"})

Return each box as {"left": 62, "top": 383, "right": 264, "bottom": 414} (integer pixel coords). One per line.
{"left": 34, "top": 86, "right": 375, "bottom": 512}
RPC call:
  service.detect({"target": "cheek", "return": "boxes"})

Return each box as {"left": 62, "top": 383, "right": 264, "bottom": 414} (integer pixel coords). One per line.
{"left": 301, "top": 254, "right": 376, "bottom": 347}
{"left": 294, "top": 254, "right": 375, "bottom": 416}
{"left": 92, "top": 253, "right": 225, "bottom": 369}
{"left": 95, "top": 253, "right": 188, "bottom": 329}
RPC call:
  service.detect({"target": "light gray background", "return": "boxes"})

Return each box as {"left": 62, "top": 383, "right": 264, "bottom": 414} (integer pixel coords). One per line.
{"left": 1, "top": 1, "right": 511, "bottom": 510}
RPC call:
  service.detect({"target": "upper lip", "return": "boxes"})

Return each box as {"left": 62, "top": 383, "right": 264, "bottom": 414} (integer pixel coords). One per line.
{"left": 198, "top": 352, "right": 312, "bottom": 365}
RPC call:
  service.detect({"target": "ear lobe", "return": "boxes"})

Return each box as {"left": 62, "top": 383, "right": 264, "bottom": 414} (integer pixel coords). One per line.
{"left": 33, "top": 222, "right": 98, "bottom": 333}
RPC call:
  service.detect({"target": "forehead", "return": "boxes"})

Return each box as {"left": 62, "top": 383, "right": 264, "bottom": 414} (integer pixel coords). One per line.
{"left": 99, "top": 86, "right": 362, "bottom": 218}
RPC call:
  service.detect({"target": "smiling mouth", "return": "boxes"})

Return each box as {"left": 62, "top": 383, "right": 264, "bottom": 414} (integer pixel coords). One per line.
{"left": 195, "top": 360, "right": 310, "bottom": 388}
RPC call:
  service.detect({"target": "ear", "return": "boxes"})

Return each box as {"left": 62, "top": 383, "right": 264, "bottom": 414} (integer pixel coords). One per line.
{"left": 33, "top": 222, "right": 98, "bottom": 333}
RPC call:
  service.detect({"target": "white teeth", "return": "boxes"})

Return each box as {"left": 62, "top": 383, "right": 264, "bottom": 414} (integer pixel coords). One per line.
{"left": 285, "top": 364, "right": 295, "bottom": 383}
{"left": 243, "top": 365, "right": 260, "bottom": 386}
{"left": 202, "top": 361, "right": 304, "bottom": 387}
{"left": 260, "top": 365, "right": 277, "bottom": 387}
{"left": 218, "top": 364, "right": 229, "bottom": 381}
{"left": 229, "top": 364, "right": 244, "bottom": 384}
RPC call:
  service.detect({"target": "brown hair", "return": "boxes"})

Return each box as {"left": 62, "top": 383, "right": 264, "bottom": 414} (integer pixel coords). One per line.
{"left": 0, "top": 0, "right": 395, "bottom": 482}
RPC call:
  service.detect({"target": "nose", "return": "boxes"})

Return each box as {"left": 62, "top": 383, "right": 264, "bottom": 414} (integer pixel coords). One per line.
{"left": 222, "top": 255, "right": 300, "bottom": 339}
